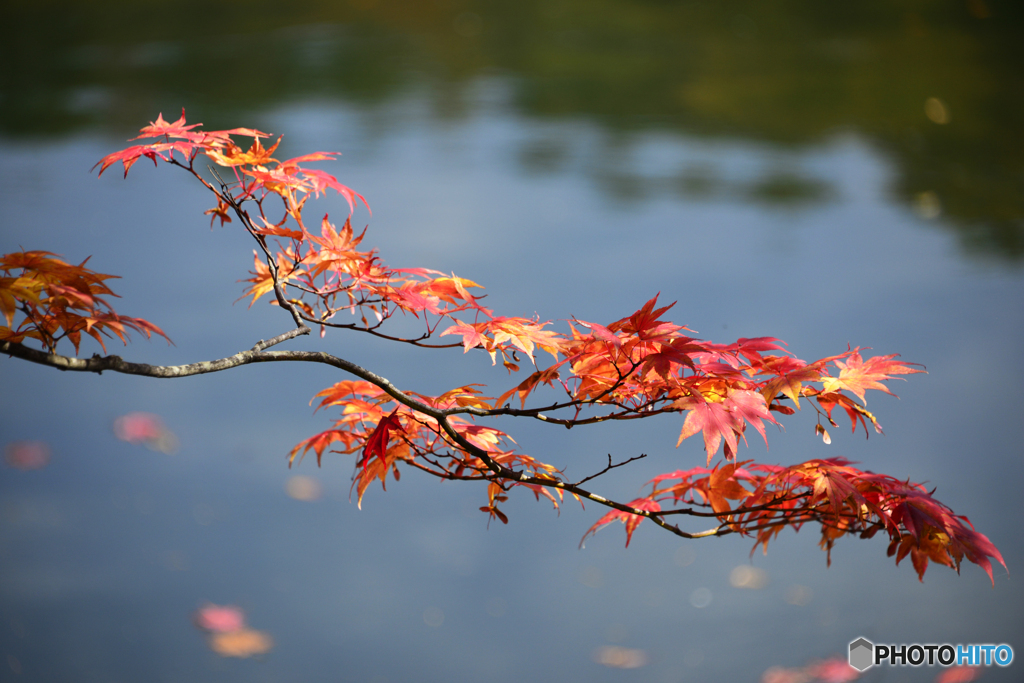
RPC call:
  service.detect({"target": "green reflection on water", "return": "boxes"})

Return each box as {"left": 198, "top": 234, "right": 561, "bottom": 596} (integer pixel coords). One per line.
{"left": 3, "top": 0, "right": 1022, "bottom": 258}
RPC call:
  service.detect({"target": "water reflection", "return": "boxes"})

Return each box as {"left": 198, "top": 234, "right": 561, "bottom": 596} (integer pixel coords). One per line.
{"left": 3, "top": 0, "right": 1022, "bottom": 258}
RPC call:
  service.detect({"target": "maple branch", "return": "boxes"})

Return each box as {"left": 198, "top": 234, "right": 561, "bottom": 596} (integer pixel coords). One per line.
{"left": 573, "top": 453, "right": 649, "bottom": 487}
{"left": 0, "top": 340, "right": 437, "bottom": 419}
{"left": 439, "top": 399, "right": 678, "bottom": 431}
{"left": 0, "top": 300, "right": 920, "bottom": 549}
{"left": 215, "top": 181, "right": 311, "bottom": 334}
{"left": 405, "top": 458, "right": 490, "bottom": 481}
{"left": 295, "top": 312, "right": 465, "bottom": 348}
{"left": 0, "top": 329, "right": 726, "bottom": 536}
{"left": 0, "top": 338, "right": 592, "bottom": 492}
{"left": 450, "top": 358, "right": 650, "bottom": 421}
{"left": 274, "top": 283, "right": 310, "bottom": 330}
{"left": 424, "top": 415, "right": 731, "bottom": 540}
{"left": 531, "top": 404, "right": 678, "bottom": 426}
{"left": 250, "top": 326, "right": 310, "bottom": 352}
{"left": 0, "top": 322, "right": 724, "bottom": 533}
{"left": 653, "top": 502, "right": 794, "bottom": 519}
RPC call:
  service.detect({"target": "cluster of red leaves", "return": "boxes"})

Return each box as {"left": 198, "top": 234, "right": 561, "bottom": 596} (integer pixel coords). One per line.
{"left": 290, "top": 260, "right": 1003, "bottom": 583}
{"left": 93, "top": 111, "right": 500, "bottom": 344}
{"left": 289, "top": 380, "right": 567, "bottom": 515}
{"left": 80, "top": 112, "right": 1005, "bottom": 583}
{"left": 488, "top": 298, "right": 923, "bottom": 467}
{"left": 0, "top": 250, "right": 170, "bottom": 353}
{"left": 584, "top": 457, "right": 1005, "bottom": 584}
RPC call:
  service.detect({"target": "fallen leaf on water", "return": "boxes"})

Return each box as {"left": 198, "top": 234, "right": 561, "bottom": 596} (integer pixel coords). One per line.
{"left": 209, "top": 628, "right": 274, "bottom": 658}
{"left": 4, "top": 441, "right": 51, "bottom": 470}
{"left": 593, "top": 646, "right": 647, "bottom": 669}
{"left": 762, "top": 656, "right": 859, "bottom": 683}
{"left": 193, "top": 603, "right": 273, "bottom": 658}
{"left": 805, "top": 658, "right": 861, "bottom": 683}
{"left": 762, "top": 667, "right": 811, "bottom": 683}
{"left": 935, "top": 666, "right": 982, "bottom": 683}
{"left": 113, "top": 413, "right": 178, "bottom": 453}
{"left": 193, "top": 604, "right": 245, "bottom": 633}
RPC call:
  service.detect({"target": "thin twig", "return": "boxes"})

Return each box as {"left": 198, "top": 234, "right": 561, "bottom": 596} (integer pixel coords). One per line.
{"left": 573, "top": 453, "right": 648, "bottom": 487}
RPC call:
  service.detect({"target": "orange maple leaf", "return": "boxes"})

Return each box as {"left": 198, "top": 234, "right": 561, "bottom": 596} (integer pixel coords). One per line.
{"left": 820, "top": 350, "right": 924, "bottom": 403}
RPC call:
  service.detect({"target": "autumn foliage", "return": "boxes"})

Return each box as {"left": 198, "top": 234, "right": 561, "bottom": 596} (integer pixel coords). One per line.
{"left": 0, "top": 250, "right": 169, "bottom": 353}
{"left": 0, "top": 111, "right": 1005, "bottom": 585}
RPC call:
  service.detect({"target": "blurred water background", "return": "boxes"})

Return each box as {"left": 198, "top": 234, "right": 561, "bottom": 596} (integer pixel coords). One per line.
{"left": 1, "top": 2, "right": 1022, "bottom": 681}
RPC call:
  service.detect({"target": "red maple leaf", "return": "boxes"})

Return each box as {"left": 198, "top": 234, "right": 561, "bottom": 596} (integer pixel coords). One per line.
{"left": 359, "top": 409, "right": 401, "bottom": 472}
{"left": 580, "top": 498, "right": 661, "bottom": 548}
{"left": 133, "top": 110, "right": 202, "bottom": 139}
{"left": 677, "top": 389, "right": 777, "bottom": 463}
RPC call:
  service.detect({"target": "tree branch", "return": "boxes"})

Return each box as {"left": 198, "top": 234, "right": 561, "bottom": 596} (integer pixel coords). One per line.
{"left": 251, "top": 326, "right": 311, "bottom": 352}
{"left": 0, "top": 337, "right": 734, "bottom": 539}
{"left": 0, "top": 339, "right": 893, "bottom": 545}
{"left": 573, "top": 453, "right": 648, "bottom": 487}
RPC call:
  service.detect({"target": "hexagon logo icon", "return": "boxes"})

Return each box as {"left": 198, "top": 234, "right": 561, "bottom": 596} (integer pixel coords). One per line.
{"left": 849, "top": 637, "right": 874, "bottom": 672}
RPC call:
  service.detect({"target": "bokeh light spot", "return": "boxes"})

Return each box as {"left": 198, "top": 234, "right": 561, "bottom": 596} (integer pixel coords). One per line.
{"left": 914, "top": 191, "right": 942, "bottom": 219}
{"left": 730, "top": 565, "right": 769, "bottom": 589}
{"left": 285, "top": 475, "right": 323, "bottom": 502}
{"left": 925, "top": 97, "right": 950, "bottom": 124}
{"left": 785, "top": 584, "right": 814, "bottom": 606}
{"left": 689, "top": 587, "right": 713, "bottom": 608}
{"left": 422, "top": 606, "right": 444, "bottom": 628}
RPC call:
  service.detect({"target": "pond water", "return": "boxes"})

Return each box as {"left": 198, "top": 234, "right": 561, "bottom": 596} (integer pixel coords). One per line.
{"left": 1, "top": 3, "right": 1022, "bottom": 681}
